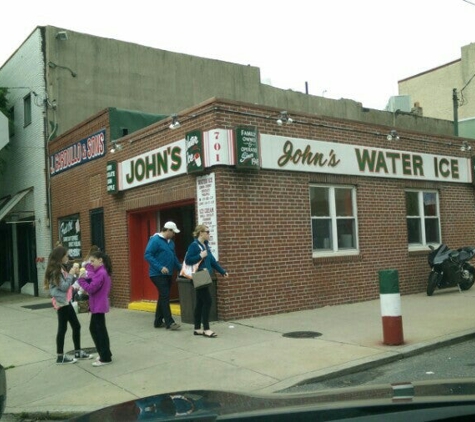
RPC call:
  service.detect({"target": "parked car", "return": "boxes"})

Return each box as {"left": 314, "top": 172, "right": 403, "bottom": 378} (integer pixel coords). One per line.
{"left": 0, "top": 364, "right": 5, "bottom": 419}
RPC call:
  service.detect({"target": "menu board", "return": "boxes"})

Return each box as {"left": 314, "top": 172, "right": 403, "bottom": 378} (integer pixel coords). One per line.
{"left": 196, "top": 172, "right": 219, "bottom": 260}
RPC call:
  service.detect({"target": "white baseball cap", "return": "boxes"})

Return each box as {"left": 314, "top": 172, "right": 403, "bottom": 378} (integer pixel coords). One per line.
{"left": 164, "top": 221, "right": 180, "bottom": 233}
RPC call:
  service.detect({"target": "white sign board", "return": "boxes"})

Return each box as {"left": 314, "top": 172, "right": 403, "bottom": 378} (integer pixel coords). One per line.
{"left": 259, "top": 134, "right": 471, "bottom": 183}
{"left": 196, "top": 173, "right": 219, "bottom": 260}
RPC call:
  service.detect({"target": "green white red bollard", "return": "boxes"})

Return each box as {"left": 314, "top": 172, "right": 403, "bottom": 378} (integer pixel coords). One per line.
{"left": 378, "top": 269, "right": 404, "bottom": 345}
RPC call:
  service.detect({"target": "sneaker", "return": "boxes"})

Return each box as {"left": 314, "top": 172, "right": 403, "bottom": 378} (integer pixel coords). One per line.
{"left": 92, "top": 360, "right": 112, "bottom": 367}
{"left": 154, "top": 321, "right": 164, "bottom": 328}
{"left": 167, "top": 322, "right": 181, "bottom": 330}
{"left": 75, "top": 350, "right": 93, "bottom": 360}
{"left": 56, "top": 355, "right": 77, "bottom": 365}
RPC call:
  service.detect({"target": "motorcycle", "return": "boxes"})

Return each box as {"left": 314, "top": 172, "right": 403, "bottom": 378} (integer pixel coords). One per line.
{"left": 427, "top": 244, "right": 475, "bottom": 296}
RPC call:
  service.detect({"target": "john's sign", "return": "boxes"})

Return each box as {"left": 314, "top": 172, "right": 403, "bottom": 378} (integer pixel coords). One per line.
{"left": 260, "top": 134, "right": 471, "bottom": 183}
{"left": 119, "top": 139, "right": 186, "bottom": 190}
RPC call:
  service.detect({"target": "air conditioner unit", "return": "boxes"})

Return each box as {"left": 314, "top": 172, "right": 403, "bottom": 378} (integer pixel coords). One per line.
{"left": 385, "top": 95, "right": 412, "bottom": 113}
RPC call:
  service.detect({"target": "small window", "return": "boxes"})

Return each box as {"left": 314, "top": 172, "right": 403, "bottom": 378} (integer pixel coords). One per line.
{"left": 8, "top": 106, "right": 14, "bottom": 137}
{"left": 23, "top": 94, "right": 32, "bottom": 127}
{"left": 405, "top": 190, "right": 440, "bottom": 246}
{"left": 310, "top": 185, "right": 358, "bottom": 254}
{"left": 90, "top": 208, "right": 105, "bottom": 252}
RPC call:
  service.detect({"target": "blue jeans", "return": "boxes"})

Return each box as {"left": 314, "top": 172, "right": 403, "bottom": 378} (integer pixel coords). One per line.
{"left": 150, "top": 275, "right": 175, "bottom": 328}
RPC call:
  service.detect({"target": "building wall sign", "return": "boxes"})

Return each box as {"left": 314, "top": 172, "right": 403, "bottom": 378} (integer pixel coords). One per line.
{"left": 196, "top": 172, "right": 219, "bottom": 259}
{"left": 119, "top": 139, "right": 186, "bottom": 191}
{"left": 186, "top": 130, "right": 205, "bottom": 173}
{"left": 234, "top": 126, "right": 259, "bottom": 170}
{"left": 59, "top": 215, "right": 81, "bottom": 259}
{"left": 50, "top": 129, "right": 106, "bottom": 176}
{"left": 204, "top": 129, "right": 235, "bottom": 167}
{"left": 260, "top": 134, "right": 471, "bottom": 183}
{"left": 106, "top": 161, "right": 118, "bottom": 194}
{"left": 113, "top": 130, "right": 472, "bottom": 193}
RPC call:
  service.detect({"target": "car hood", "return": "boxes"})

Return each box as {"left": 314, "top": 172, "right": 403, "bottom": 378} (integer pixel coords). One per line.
{"left": 68, "top": 379, "right": 475, "bottom": 421}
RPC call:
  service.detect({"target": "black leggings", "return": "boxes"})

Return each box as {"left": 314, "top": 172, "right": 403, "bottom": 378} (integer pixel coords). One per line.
{"left": 56, "top": 303, "right": 81, "bottom": 354}
{"left": 194, "top": 287, "right": 212, "bottom": 331}
{"left": 90, "top": 313, "right": 112, "bottom": 362}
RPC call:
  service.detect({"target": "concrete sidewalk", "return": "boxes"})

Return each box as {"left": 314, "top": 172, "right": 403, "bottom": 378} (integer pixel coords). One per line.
{"left": 2, "top": 287, "right": 475, "bottom": 417}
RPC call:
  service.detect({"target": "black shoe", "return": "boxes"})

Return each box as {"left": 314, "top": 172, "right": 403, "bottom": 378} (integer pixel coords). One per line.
{"left": 154, "top": 321, "right": 164, "bottom": 328}
{"left": 56, "top": 355, "right": 77, "bottom": 364}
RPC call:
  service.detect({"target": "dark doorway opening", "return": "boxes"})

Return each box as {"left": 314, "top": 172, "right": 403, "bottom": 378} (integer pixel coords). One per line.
{"left": 0, "top": 222, "right": 13, "bottom": 290}
{"left": 17, "top": 221, "right": 37, "bottom": 295}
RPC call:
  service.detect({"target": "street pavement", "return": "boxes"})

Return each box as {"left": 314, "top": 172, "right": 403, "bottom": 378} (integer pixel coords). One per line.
{"left": 2, "top": 287, "right": 475, "bottom": 419}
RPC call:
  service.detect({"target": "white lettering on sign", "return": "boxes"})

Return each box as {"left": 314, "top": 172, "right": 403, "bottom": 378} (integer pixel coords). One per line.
{"left": 50, "top": 130, "right": 106, "bottom": 176}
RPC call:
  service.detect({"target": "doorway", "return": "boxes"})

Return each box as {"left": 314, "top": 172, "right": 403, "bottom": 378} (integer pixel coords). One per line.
{"left": 17, "top": 221, "right": 37, "bottom": 295}
{"left": 128, "top": 203, "right": 195, "bottom": 303}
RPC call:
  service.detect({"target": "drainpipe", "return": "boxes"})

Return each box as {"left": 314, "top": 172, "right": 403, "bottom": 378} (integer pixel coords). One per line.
{"left": 453, "top": 88, "right": 459, "bottom": 137}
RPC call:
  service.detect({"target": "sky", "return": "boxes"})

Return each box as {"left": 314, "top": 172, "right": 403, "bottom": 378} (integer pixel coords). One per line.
{"left": 1, "top": 0, "right": 475, "bottom": 111}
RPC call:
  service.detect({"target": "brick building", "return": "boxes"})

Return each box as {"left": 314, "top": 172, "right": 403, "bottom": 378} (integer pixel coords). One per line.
{"left": 48, "top": 98, "right": 475, "bottom": 320}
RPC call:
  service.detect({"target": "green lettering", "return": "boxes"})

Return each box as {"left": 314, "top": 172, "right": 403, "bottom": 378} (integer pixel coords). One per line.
{"left": 375, "top": 151, "right": 389, "bottom": 173}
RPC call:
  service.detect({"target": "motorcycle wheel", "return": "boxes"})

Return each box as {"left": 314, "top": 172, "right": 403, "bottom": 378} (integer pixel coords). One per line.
{"left": 460, "top": 271, "right": 474, "bottom": 291}
{"left": 427, "top": 272, "right": 441, "bottom": 296}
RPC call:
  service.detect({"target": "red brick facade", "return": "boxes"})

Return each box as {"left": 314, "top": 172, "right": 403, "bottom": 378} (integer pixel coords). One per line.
{"left": 48, "top": 99, "right": 475, "bottom": 320}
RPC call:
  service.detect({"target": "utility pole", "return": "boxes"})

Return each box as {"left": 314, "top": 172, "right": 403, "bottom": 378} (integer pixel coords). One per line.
{"left": 453, "top": 88, "right": 459, "bottom": 136}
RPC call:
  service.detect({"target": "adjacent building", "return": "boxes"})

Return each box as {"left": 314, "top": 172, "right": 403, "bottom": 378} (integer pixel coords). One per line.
{"left": 398, "top": 42, "right": 475, "bottom": 138}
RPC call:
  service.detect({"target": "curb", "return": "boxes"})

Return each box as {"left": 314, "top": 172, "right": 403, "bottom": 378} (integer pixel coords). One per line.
{"left": 274, "top": 329, "right": 475, "bottom": 393}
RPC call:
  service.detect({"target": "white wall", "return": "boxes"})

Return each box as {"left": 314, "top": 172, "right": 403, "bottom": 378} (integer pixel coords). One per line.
{"left": 0, "top": 28, "right": 51, "bottom": 295}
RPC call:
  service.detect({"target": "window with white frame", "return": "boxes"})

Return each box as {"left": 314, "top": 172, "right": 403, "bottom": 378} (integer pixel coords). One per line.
{"left": 405, "top": 190, "right": 440, "bottom": 245}
{"left": 310, "top": 185, "right": 358, "bottom": 252}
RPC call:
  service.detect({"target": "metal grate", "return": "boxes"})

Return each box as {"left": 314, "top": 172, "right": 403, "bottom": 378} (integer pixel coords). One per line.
{"left": 21, "top": 302, "right": 52, "bottom": 310}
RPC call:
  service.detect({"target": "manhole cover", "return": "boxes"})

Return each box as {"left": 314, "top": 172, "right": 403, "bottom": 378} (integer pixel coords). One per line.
{"left": 66, "top": 347, "right": 97, "bottom": 355}
{"left": 282, "top": 331, "right": 322, "bottom": 339}
{"left": 22, "top": 302, "right": 52, "bottom": 310}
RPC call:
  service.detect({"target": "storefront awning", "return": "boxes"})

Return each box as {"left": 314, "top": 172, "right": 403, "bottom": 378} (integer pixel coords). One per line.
{"left": 0, "top": 188, "right": 33, "bottom": 222}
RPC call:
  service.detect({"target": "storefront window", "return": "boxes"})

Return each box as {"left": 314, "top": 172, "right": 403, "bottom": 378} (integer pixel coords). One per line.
{"left": 310, "top": 185, "right": 358, "bottom": 254}
{"left": 405, "top": 190, "right": 440, "bottom": 246}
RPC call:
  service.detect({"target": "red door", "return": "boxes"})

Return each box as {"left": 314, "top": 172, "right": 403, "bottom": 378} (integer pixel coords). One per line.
{"left": 129, "top": 211, "right": 157, "bottom": 301}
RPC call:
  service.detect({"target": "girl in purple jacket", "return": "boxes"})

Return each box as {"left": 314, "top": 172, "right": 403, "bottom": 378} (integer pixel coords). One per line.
{"left": 78, "top": 250, "right": 113, "bottom": 366}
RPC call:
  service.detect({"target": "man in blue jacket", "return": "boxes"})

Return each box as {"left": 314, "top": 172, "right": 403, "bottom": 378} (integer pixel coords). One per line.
{"left": 144, "top": 221, "right": 182, "bottom": 330}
